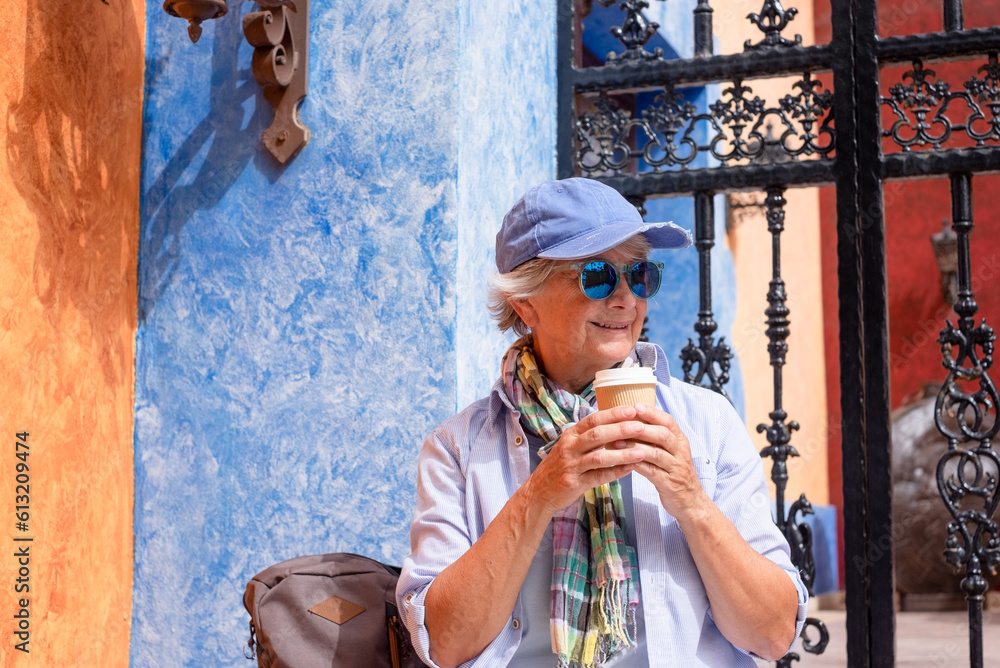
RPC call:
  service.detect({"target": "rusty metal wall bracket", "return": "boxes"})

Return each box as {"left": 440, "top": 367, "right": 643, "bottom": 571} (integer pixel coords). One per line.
{"left": 243, "top": 1, "right": 310, "bottom": 164}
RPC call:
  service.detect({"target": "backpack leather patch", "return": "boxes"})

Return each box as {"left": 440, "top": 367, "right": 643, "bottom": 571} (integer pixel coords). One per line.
{"left": 309, "top": 595, "right": 366, "bottom": 625}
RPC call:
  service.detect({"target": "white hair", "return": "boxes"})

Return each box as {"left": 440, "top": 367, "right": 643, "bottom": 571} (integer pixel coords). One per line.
{"left": 487, "top": 235, "right": 652, "bottom": 336}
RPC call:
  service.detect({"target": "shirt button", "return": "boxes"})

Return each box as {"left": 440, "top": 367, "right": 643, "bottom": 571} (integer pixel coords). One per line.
{"left": 512, "top": 618, "right": 520, "bottom": 629}
{"left": 405, "top": 593, "right": 414, "bottom": 604}
{"left": 514, "top": 436, "right": 523, "bottom": 446}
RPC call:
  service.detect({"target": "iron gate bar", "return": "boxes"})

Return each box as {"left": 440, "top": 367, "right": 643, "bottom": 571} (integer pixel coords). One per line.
{"left": 877, "top": 29, "right": 1000, "bottom": 64}
{"left": 855, "top": 0, "right": 896, "bottom": 664}
{"left": 598, "top": 161, "right": 834, "bottom": 199}
{"left": 578, "top": 132, "right": 1000, "bottom": 202}
{"left": 945, "top": 0, "right": 963, "bottom": 32}
{"left": 693, "top": 0, "right": 712, "bottom": 58}
{"left": 555, "top": 0, "right": 575, "bottom": 184}
{"left": 827, "top": 0, "right": 872, "bottom": 665}
{"left": 759, "top": 185, "right": 831, "bottom": 667}
{"left": 882, "top": 151, "right": 1000, "bottom": 180}
{"left": 679, "top": 191, "right": 732, "bottom": 396}
{"left": 567, "top": 46, "right": 832, "bottom": 92}
{"left": 759, "top": 186, "right": 796, "bottom": 537}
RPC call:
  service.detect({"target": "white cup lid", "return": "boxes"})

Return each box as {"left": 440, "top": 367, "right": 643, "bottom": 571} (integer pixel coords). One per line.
{"left": 593, "top": 366, "right": 655, "bottom": 388}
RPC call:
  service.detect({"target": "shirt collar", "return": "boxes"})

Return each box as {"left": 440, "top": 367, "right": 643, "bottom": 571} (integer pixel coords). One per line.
{"left": 489, "top": 376, "right": 518, "bottom": 423}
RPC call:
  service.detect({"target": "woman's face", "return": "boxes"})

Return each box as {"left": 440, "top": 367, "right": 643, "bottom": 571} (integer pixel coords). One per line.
{"left": 514, "top": 247, "right": 648, "bottom": 394}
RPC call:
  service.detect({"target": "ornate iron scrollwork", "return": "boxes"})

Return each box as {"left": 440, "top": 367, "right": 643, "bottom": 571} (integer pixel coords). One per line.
{"left": 744, "top": 0, "right": 802, "bottom": 52}
{"left": 243, "top": 0, "right": 311, "bottom": 163}
{"left": 882, "top": 54, "right": 1000, "bottom": 151}
{"left": 575, "top": 94, "right": 644, "bottom": 175}
{"left": 755, "top": 187, "right": 829, "bottom": 666}
{"left": 573, "top": 73, "right": 834, "bottom": 177}
{"left": 680, "top": 336, "right": 733, "bottom": 394}
{"left": 642, "top": 86, "right": 700, "bottom": 168}
{"left": 934, "top": 174, "right": 1000, "bottom": 668}
{"left": 757, "top": 188, "right": 800, "bottom": 522}
{"left": 681, "top": 192, "right": 733, "bottom": 397}
{"left": 595, "top": 0, "right": 666, "bottom": 64}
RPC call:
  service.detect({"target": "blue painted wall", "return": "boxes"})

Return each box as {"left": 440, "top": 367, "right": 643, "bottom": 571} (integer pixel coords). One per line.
{"left": 455, "top": 3, "right": 557, "bottom": 407}
{"left": 133, "top": 1, "right": 554, "bottom": 664}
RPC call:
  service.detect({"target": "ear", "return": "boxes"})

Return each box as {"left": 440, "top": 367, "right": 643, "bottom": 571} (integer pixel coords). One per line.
{"left": 510, "top": 297, "right": 540, "bottom": 331}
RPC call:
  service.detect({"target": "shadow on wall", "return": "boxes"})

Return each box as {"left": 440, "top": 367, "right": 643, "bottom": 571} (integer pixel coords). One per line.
{"left": 139, "top": 0, "right": 287, "bottom": 320}
{"left": 5, "top": 0, "right": 143, "bottom": 388}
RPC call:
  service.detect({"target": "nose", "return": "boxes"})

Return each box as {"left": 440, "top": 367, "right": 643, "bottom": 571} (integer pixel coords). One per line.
{"left": 605, "top": 275, "right": 636, "bottom": 308}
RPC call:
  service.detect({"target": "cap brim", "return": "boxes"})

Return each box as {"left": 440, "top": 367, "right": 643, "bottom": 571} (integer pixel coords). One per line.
{"left": 536, "top": 220, "right": 692, "bottom": 261}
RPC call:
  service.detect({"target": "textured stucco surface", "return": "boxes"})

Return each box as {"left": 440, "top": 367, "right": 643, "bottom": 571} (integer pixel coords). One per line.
{"left": 455, "top": 2, "right": 557, "bottom": 407}
{"left": 133, "top": 0, "right": 555, "bottom": 665}
{"left": 0, "top": 1, "right": 144, "bottom": 665}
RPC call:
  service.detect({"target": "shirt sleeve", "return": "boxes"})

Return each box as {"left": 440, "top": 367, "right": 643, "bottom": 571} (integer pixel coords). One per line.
{"left": 395, "top": 426, "right": 468, "bottom": 668}
{"left": 395, "top": 422, "right": 519, "bottom": 668}
{"left": 708, "top": 394, "right": 810, "bottom": 657}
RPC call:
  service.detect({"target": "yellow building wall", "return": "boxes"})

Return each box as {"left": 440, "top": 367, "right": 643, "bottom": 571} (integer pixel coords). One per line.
{"left": 713, "top": 0, "right": 830, "bottom": 507}
{"left": 0, "top": 1, "right": 144, "bottom": 665}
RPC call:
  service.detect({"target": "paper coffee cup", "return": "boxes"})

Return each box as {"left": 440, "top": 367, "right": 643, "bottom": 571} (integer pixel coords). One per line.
{"left": 593, "top": 367, "right": 657, "bottom": 410}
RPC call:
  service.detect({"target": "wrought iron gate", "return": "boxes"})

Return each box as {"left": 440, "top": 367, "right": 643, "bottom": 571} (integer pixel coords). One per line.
{"left": 557, "top": 1, "right": 1000, "bottom": 666}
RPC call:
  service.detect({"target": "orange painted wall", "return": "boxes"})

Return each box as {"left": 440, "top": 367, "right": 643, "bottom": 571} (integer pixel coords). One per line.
{"left": 0, "top": 0, "right": 144, "bottom": 665}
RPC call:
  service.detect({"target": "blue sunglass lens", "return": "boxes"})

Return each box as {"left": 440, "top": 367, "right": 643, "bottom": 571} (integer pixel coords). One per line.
{"left": 629, "top": 262, "right": 662, "bottom": 299}
{"left": 580, "top": 261, "right": 617, "bottom": 299}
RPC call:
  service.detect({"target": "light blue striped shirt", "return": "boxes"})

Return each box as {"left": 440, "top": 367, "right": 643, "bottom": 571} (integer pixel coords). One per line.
{"left": 398, "top": 343, "right": 808, "bottom": 667}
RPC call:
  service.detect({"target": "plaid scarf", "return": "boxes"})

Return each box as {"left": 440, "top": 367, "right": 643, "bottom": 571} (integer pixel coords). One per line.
{"left": 501, "top": 339, "right": 639, "bottom": 668}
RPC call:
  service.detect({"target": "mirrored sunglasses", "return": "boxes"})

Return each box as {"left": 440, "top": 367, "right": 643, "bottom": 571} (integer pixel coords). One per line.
{"left": 558, "top": 260, "right": 664, "bottom": 300}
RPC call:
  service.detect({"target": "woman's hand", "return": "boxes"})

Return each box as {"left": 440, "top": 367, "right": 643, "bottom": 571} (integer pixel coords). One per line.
{"left": 526, "top": 405, "right": 648, "bottom": 517}
{"left": 626, "top": 403, "right": 712, "bottom": 523}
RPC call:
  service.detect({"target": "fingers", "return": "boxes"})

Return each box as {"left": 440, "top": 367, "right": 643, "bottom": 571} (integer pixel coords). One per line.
{"left": 582, "top": 442, "right": 645, "bottom": 470}
{"left": 561, "top": 406, "right": 647, "bottom": 454}
{"left": 572, "top": 404, "right": 639, "bottom": 432}
{"left": 580, "top": 463, "right": 639, "bottom": 490}
{"left": 532, "top": 442, "right": 643, "bottom": 515}
{"left": 630, "top": 403, "right": 689, "bottom": 456}
{"left": 571, "top": 403, "right": 679, "bottom": 449}
{"left": 633, "top": 403, "right": 679, "bottom": 432}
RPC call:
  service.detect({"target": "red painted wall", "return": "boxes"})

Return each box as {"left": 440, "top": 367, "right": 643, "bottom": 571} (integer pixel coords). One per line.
{"left": 815, "top": 0, "right": 1000, "bottom": 588}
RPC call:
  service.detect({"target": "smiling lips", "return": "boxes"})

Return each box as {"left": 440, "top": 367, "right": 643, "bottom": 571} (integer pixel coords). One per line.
{"left": 594, "top": 321, "right": 631, "bottom": 330}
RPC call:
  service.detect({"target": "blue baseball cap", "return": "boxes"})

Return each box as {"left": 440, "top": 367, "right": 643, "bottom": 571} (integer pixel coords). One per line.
{"left": 495, "top": 178, "right": 692, "bottom": 273}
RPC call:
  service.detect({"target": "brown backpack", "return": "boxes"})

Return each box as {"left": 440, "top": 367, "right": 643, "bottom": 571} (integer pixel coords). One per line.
{"left": 243, "top": 553, "right": 426, "bottom": 668}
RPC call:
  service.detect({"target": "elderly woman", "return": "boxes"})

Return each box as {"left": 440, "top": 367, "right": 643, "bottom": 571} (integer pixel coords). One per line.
{"left": 397, "top": 178, "right": 807, "bottom": 668}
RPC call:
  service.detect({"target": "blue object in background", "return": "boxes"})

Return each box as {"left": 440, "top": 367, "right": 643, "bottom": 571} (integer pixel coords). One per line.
{"left": 806, "top": 503, "right": 840, "bottom": 596}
